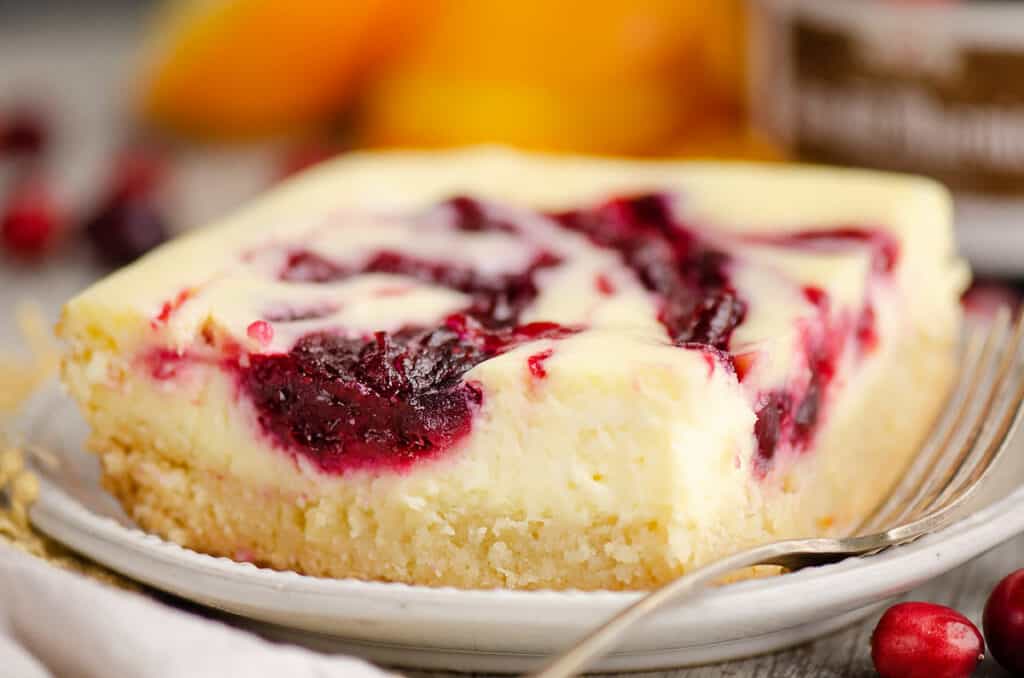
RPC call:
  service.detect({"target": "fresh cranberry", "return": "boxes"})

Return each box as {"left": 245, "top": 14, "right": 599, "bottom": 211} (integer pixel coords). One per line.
{"left": 85, "top": 197, "right": 169, "bottom": 266}
{"left": 871, "top": 602, "right": 984, "bottom": 678}
{"left": 983, "top": 569, "right": 1024, "bottom": 674}
{"left": 0, "top": 107, "right": 48, "bottom": 156}
{"left": 1, "top": 174, "right": 60, "bottom": 258}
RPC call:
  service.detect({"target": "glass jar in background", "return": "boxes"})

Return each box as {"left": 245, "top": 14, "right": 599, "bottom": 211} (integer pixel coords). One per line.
{"left": 748, "top": 0, "right": 1024, "bottom": 275}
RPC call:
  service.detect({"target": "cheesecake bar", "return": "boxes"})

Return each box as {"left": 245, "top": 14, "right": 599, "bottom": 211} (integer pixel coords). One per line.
{"left": 59, "top": 149, "right": 967, "bottom": 590}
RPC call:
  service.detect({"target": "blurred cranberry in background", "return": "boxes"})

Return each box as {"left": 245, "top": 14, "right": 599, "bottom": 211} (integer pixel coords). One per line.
{"left": 85, "top": 198, "right": 169, "bottom": 267}
{"left": 0, "top": 106, "right": 49, "bottom": 157}
{"left": 84, "top": 145, "right": 171, "bottom": 267}
{"left": 1, "top": 172, "right": 61, "bottom": 259}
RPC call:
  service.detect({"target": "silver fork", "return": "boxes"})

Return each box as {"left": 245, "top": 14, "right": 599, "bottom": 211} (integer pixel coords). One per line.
{"left": 531, "top": 309, "right": 1024, "bottom": 678}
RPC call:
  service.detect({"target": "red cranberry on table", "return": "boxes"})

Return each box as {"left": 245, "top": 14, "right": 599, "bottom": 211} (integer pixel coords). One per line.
{"left": 84, "top": 197, "right": 169, "bottom": 267}
{"left": 871, "top": 602, "right": 984, "bottom": 678}
{"left": 1, "top": 173, "right": 60, "bottom": 258}
{"left": 983, "top": 569, "right": 1024, "bottom": 674}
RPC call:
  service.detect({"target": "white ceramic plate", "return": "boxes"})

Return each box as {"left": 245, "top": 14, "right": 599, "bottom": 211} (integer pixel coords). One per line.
{"left": 17, "top": 382, "right": 1024, "bottom": 673}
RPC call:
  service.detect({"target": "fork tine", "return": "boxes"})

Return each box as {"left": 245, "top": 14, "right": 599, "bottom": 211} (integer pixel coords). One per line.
{"left": 886, "top": 311, "right": 1024, "bottom": 543}
{"left": 856, "top": 321, "right": 988, "bottom": 534}
{"left": 903, "top": 311, "right": 1024, "bottom": 520}
{"left": 934, "top": 312, "right": 1024, "bottom": 510}
{"left": 857, "top": 311, "right": 1008, "bottom": 534}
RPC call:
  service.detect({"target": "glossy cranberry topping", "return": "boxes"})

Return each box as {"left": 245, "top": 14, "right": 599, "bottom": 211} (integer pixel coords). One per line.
{"left": 244, "top": 328, "right": 486, "bottom": 473}
{"left": 751, "top": 286, "right": 847, "bottom": 474}
{"left": 552, "top": 194, "right": 745, "bottom": 350}
{"left": 243, "top": 318, "right": 575, "bottom": 473}
{"left": 747, "top": 225, "right": 900, "bottom": 473}
{"left": 240, "top": 226, "right": 575, "bottom": 472}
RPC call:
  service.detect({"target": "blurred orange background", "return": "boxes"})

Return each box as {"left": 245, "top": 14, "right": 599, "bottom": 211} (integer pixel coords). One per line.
{"left": 137, "top": 0, "right": 779, "bottom": 160}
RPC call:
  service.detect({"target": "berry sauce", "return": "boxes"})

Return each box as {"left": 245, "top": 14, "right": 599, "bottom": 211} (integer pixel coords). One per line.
{"left": 243, "top": 194, "right": 749, "bottom": 472}
{"left": 242, "top": 319, "right": 575, "bottom": 473}
{"left": 160, "top": 195, "right": 897, "bottom": 476}
{"left": 552, "top": 194, "right": 745, "bottom": 350}
{"left": 244, "top": 328, "right": 487, "bottom": 473}
{"left": 236, "top": 200, "right": 576, "bottom": 473}
{"left": 745, "top": 230, "right": 896, "bottom": 473}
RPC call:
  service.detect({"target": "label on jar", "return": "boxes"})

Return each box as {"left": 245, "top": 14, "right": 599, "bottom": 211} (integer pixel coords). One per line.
{"left": 750, "top": 0, "right": 1024, "bottom": 195}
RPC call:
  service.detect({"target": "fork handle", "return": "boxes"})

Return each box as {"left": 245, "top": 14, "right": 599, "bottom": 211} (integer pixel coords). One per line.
{"left": 527, "top": 540, "right": 842, "bottom": 678}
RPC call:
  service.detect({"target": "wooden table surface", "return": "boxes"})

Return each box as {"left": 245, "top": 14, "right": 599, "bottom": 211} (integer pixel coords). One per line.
{"left": 2, "top": 8, "right": 1023, "bottom": 677}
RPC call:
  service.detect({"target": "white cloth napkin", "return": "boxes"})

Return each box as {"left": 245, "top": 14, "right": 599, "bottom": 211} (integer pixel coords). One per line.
{"left": 0, "top": 544, "right": 393, "bottom": 678}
